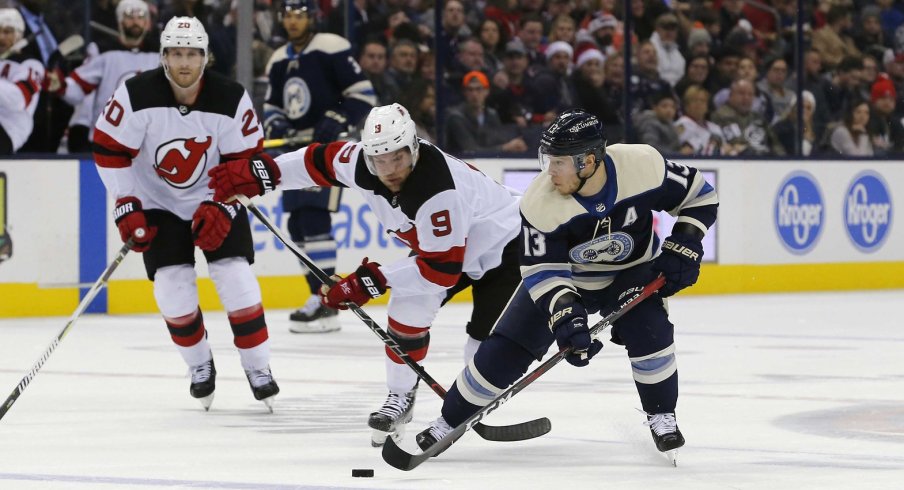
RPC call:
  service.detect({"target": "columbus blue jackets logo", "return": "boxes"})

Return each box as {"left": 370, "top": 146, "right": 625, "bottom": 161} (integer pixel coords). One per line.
{"left": 154, "top": 137, "right": 213, "bottom": 188}
{"left": 569, "top": 233, "right": 633, "bottom": 263}
{"left": 844, "top": 171, "right": 892, "bottom": 252}
{"left": 283, "top": 77, "right": 312, "bottom": 120}
{"left": 774, "top": 172, "right": 823, "bottom": 253}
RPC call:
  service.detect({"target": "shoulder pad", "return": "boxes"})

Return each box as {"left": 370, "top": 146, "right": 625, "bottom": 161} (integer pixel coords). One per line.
{"left": 519, "top": 170, "right": 586, "bottom": 233}
{"left": 305, "top": 33, "right": 352, "bottom": 55}
{"left": 607, "top": 144, "right": 667, "bottom": 202}
{"left": 265, "top": 45, "right": 290, "bottom": 75}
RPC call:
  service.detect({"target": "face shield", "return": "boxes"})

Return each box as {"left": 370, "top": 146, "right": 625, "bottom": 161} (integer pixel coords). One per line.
{"left": 539, "top": 147, "right": 588, "bottom": 176}
{"left": 365, "top": 147, "right": 414, "bottom": 176}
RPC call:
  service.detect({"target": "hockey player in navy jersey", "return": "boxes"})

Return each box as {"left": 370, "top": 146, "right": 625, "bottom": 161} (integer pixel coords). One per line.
{"left": 264, "top": 0, "right": 376, "bottom": 333}
{"left": 413, "top": 110, "right": 718, "bottom": 461}
{"left": 208, "top": 103, "right": 523, "bottom": 447}
{"left": 92, "top": 16, "right": 279, "bottom": 412}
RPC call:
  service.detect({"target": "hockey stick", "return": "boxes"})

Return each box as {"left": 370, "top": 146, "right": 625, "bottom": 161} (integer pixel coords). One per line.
{"left": 262, "top": 129, "right": 313, "bottom": 149}
{"left": 0, "top": 239, "right": 134, "bottom": 421}
{"left": 235, "top": 194, "right": 551, "bottom": 442}
{"left": 382, "top": 275, "right": 667, "bottom": 470}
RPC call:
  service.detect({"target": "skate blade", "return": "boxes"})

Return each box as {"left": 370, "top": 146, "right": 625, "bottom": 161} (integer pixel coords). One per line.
{"left": 288, "top": 320, "right": 341, "bottom": 334}
{"left": 663, "top": 449, "right": 678, "bottom": 467}
{"left": 197, "top": 393, "right": 214, "bottom": 411}
{"left": 370, "top": 426, "right": 405, "bottom": 447}
{"left": 260, "top": 395, "right": 276, "bottom": 413}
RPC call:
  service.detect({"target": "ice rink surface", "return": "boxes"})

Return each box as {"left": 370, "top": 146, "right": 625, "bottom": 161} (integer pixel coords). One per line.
{"left": 1, "top": 290, "right": 903, "bottom": 490}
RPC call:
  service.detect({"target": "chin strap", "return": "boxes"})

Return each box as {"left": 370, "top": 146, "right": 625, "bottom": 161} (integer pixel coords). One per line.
{"left": 573, "top": 159, "right": 601, "bottom": 194}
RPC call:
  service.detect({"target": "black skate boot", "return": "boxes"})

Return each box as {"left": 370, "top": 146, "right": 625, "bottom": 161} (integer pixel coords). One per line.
{"left": 189, "top": 357, "right": 216, "bottom": 411}
{"left": 646, "top": 412, "right": 685, "bottom": 466}
{"left": 245, "top": 366, "right": 279, "bottom": 413}
{"left": 289, "top": 296, "right": 340, "bottom": 333}
{"left": 415, "top": 416, "right": 454, "bottom": 455}
{"left": 368, "top": 389, "right": 416, "bottom": 447}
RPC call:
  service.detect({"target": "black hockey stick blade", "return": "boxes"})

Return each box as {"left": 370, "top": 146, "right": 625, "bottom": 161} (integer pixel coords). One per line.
{"left": 382, "top": 276, "right": 666, "bottom": 470}
{"left": 472, "top": 416, "right": 551, "bottom": 441}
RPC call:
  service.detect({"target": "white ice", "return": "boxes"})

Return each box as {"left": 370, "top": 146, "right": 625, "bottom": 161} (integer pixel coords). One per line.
{"left": 1, "top": 290, "right": 903, "bottom": 489}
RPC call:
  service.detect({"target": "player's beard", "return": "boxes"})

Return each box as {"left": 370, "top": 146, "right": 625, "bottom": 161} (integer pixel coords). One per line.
{"left": 123, "top": 25, "right": 145, "bottom": 42}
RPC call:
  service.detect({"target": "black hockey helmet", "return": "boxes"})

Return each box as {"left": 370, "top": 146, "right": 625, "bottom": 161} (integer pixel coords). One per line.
{"left": 538, "top": 110, "right": 606, "bottom": 191}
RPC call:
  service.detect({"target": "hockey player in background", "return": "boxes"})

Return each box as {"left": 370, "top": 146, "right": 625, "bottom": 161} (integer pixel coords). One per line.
{"left": 44, "top": 0, "right": 160, "bottom": 152}
{"left": 0, "top": 8, "right": 42, "bottom": 154}
{"left": 207, "top": 103, "right": 523, "bottom": 447}
{"left": 92, "top": 16, "right": 279, "bottom": 411}
{"left": 264, "top": 0, "right": 376, "bottom": 333}
{"left": 413, "top": 110, "right": 718, "bottom": 462}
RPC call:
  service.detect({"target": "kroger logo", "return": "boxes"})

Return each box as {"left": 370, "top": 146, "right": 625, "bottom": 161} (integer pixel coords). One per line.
{"left": 844, "top": 172, "right": 892, "bottom": 252}
{"left": 775, "top": 172, "right": 824, "bottom": 253}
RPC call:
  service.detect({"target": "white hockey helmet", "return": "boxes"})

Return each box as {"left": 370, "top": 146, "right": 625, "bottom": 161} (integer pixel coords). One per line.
{"left": 160, "top": 16, "right": 209, "bottom": 59}
{"left": 116, "top": 0, "right": 150, "bottom": 23}
{"left": 0, "top": 8, "right": 25, "bottom": 37}
{"left": 361, "top": 103, "right": 420, "bottom": 175}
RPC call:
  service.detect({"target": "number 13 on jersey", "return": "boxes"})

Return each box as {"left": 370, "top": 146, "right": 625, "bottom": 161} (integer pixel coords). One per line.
{"left": 523, "top": 226, "right": 546, "bottom": 257}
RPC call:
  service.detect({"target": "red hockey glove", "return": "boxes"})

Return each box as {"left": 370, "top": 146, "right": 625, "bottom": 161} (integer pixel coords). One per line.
{"left": 319, "top": 258, "right": 387, "bottom": 310}
{"left": 191, "top": 200, "right": 240, "bottom": 251}
{"left": 114, "top": 197, "right": 157, "bottom": 252}
{"left": 207, "top": 153, "right": 281, "bottom": 203}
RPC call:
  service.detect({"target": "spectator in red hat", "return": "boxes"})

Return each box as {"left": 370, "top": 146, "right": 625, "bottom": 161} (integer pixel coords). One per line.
{"left": 446, "top": 70, "right": 528, "bottom": 154}
{"left": 867, "top": 73, "right": 904, "bottom": 155}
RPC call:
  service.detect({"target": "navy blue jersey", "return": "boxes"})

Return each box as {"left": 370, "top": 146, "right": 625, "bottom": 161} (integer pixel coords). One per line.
{"left": 519, "top": 143, "right": 718, "bottom": 314}
{"left": 263, "top": 32, "right": 375, "bottom": 133}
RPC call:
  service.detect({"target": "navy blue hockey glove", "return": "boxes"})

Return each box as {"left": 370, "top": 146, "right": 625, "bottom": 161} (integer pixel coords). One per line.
{"left": 313, "top": 110, "right": 349, "bottom": 143}
{"left": 550, "top": 302, "right": 603, "bottom": 367}
{"left": 652, "top": 233, "right": 704, "bottom": 297}
{"left": 265, "top": 116, "right": 294, "bottom": 140}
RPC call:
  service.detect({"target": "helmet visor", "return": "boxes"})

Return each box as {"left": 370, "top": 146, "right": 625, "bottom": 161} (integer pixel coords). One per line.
{"left": 365, "top": 148, "right": 413, "bottom": 176}
{"left": 539, "top": 147, "right": 583, "bottom": 175}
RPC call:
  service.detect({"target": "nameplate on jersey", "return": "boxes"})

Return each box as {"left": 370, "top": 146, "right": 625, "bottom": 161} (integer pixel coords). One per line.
{"left": 568, "top": 232, "right": 634, "bottom": 263}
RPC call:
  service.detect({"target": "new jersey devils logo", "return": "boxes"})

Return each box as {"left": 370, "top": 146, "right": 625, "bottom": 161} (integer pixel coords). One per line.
{"left": 154, "top": 136, "right": 213, "bottom": 188}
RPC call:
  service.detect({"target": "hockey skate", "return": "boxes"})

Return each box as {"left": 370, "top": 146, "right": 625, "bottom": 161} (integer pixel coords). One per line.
{"left": 645, "top": 412, "right": 685, "bottom": 466}
{"left": 288, "top": 296, "right": 340, "bottom": 333}
{"left": 189, "top": 358, "right": 216, "bottom": 411}
{"left": 368, "top": 389, "right": 416, "bottom": 447}
{"left": 415, "top": 416, "right": 454, "bottom": 455}
{"left": 245, "top": 366, "right": 279, "bottom": 413}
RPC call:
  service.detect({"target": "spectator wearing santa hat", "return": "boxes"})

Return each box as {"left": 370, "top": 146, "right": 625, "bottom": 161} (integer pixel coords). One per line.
{"left": 526, "top": 40, "right": 574, "bottom": 125}
{"left": 571, "top": 43, "right": 619, "bottom": 131}
{"left": 867, "top": 73, "right": 904, "bottom": 155}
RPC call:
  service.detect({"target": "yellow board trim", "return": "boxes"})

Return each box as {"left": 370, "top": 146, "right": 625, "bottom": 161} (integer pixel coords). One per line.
{"left": 3, "top": 262, "right": 904, "bottom": 317}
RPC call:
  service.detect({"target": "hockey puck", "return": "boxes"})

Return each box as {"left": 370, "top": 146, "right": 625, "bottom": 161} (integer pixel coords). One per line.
{"left": 351, "top": 469, "right": 374, "bottom": 478}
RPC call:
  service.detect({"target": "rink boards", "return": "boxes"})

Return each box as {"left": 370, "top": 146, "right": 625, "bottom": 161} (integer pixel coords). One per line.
{"left": 1, "top": 157, "right": 902, "bottom": 317}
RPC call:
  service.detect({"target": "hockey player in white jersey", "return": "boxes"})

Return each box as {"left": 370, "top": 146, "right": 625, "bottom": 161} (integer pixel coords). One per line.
{"left": 208, "top": 103, "right": 523, "bottom": 446}
{"left": 45, "top": 0, "right": 159, "bottom": 149}
{"left": 92, "top": 16, "right": 279, "bottom": 411}
{"left": 413, "top": 110, "right": 718, "bottom": 464}
{"left": 0, "top": 8, "right": 43, "bottom": 154}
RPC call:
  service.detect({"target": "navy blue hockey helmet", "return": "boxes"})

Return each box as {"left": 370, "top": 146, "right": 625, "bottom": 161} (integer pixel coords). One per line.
{"left": 539, "top": 110, "right": 606, "bottom": 192}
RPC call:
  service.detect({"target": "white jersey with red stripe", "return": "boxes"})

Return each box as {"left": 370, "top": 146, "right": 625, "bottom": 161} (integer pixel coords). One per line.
{"left": 63, "top": 47, "right": 160, "bottom": 137}
{"left": 274, "top": 140, "right": 522, "bottom": 297}
{"left": 93, "top": 67, "right": 264, "bottom": 220}
{"left": 0, "top": 57, "right": 43, "bottom": 151}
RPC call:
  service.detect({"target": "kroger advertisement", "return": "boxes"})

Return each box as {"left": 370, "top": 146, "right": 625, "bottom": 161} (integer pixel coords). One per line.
{"left": 0, "top": 158, "right": 901, "bottom": 291}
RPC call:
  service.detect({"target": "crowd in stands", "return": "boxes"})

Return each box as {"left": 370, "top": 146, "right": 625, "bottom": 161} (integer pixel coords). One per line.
{"left": 3, "top": 0, "right": 904, "bottom": 157}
